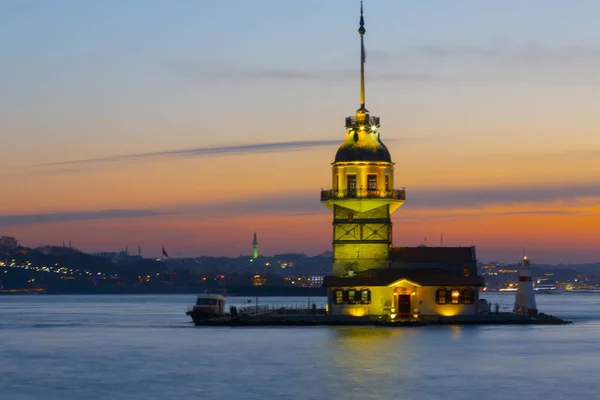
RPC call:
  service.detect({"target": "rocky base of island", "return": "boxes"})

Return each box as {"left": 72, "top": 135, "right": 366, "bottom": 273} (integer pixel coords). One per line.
{"left": 188, "top": 312, "right": 571, "bottom": 327}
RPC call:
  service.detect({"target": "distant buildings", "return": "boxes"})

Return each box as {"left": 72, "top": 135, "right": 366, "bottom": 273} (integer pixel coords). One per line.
{"left": 252, "top": 274, "right": 266, "bottom": 287}
{"left": 309, "top": 275, "right": 324, "bottom": 287}
{"left": 0, "top": 234, "right": 597, "bottom": 294}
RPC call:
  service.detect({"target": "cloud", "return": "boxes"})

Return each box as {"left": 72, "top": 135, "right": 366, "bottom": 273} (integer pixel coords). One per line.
{"left": 165, "top": 60, "right": 432, "bottom": 83}
{"left": 37, "top": 139, "right": 347, "bottom": 168}
{"left": 463, "top": 149, "right": 600, "bottom": 162}
{"left": 407, "top": 183, "right": 600, "bottom": 209}
{"left": 164, "top": 43, "right": 600, "bottom": 86}
{"left": 401, "top": 43, "right": 600, "bottom": 85}
{"left": 0, "top": 209, "right": 175, "bottom": 227}
{"left": 400, "top": 209, "right": 600, "bottom": 222}
{"left": 407, "top": 43, "right": 600, "bottom": 64}
{"left": 3, "top": 182, "right": 599, "bottom": 228}
{"left": 0, "top": 196, "right": 325, "bottom": 227}
{"left": 248, "top": 69, "right": 431, "bottom": 83}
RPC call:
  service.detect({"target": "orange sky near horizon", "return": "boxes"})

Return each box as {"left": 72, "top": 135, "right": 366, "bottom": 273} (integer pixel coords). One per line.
{"left": 4, "top": 200, "right": 599, "bottom": 264}
{"left": 2, "top": 1, "right": 600, "bottom": 263}
{"left": 2, "top": 130, "right": 599, "bottom": 264}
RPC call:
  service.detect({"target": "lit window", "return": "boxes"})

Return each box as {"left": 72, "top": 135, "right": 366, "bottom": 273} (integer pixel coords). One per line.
{"left": 361, "top": 289, "right": 371, "bottom": 304}
{"left": 335, "top": 290, "right": 344, "bottom": 305}
{"left": 463, "top": 289, "right": 473, "bottom": 304}
{"left": 367, "top": 175, "right": 377, "bottom": 191}
{"left": 347, "top": 175, "right": 357, "bottom": 194}
{"left": 463, "top": 268, "right": 470, "bottom": 277}
{"left": 436, "top": 289, "right": 447, "bottom": 304}
{"left": 451, "top": 290, "right": 460, "bottom": 304}
{"left": 347, "top": 290, "right": 356, "bottom": 304}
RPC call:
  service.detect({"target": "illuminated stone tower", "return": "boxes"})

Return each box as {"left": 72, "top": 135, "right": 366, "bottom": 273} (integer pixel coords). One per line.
{"left": 321, "top": 2, "right": 405, "bottom": 276}
{"left": 252, "top": 232, "right": 258, "bottom": 260}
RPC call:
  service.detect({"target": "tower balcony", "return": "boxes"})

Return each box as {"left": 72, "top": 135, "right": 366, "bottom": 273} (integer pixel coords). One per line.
{"left": 321, "top": 188, "right": 406, "bottom": 201}
{"left": 345, "top": 115, "right": 380, "bottom": 129}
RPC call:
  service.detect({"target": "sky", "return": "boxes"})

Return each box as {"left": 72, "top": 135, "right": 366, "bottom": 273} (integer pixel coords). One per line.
{"left": 1, "top": 0, "right": 599, "bottom": 264}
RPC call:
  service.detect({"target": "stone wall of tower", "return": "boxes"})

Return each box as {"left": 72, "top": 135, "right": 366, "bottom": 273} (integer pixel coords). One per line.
{"left": 332, "top": 204, "right": 391, "bottom": 276}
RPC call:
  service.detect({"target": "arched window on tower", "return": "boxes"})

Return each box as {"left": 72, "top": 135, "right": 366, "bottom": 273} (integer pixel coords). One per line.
{"left": 367, "top": 174, "right": 377, "bottom": 193}
{"left": 347, "top": 175, "right": 357, "bottom": 197}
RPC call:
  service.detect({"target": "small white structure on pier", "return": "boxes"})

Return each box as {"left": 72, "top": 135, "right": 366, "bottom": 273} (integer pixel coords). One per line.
{"left": 513, "top": 256, "right": 538, "bottom": 315}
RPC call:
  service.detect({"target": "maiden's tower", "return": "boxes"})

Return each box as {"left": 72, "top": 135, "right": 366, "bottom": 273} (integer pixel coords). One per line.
{"left": 322, "top": 3, "right": 484, "bottom": 319}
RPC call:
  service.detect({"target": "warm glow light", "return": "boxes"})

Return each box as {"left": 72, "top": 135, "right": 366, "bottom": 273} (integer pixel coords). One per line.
{"left": 451, "top": 291, "right": 460, "bottom": 297}
{"left": 438, "top": 309, "right": 460, "bottom": 317}
{"left": 348, "top": 307, "right": 366, "bottom": 317}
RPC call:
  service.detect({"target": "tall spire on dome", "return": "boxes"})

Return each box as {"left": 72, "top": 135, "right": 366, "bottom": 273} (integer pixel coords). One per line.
{"left": 359, "top": 1, "right": 367, "bottom": 110}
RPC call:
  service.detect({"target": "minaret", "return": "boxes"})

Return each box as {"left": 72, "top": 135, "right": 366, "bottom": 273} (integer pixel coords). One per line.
{"left": 321, "top": 2, "right": 405, "bottom": 276}
{"left": 513, "top": 255, "right": 538, "bottom": 315}
{"left": 252, "top": 232, "right": 258, "bottom": 260}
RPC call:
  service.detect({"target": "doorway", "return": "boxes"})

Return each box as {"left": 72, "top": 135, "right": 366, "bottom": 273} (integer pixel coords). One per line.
{"left": 397, "top": 294, "right": 411, "bottom": 317}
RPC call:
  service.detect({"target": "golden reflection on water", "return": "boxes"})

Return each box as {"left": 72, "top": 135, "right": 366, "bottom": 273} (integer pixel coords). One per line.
{"left": 450, "top": 325, "right": 463, "bottom": 340}
{"left": 331, "top": 326, "right": 402, "bottom": 344}
{"left": 326, "top": 327, "right": 416, "bottom": 388}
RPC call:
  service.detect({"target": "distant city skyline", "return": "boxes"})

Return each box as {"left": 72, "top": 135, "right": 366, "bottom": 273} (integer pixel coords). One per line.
{"left": 1, "top": 0, "right": 599, "bottom": 263}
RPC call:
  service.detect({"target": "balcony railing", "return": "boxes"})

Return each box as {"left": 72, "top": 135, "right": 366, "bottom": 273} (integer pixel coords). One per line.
{"left": 320, "top": 188, "right": 406, "bottom": 201}
{"left": 345, "top": 115, "right": 380, "bottom": 129}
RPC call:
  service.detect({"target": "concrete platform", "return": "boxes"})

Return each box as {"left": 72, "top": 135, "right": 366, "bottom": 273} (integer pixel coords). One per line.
{"left": 431, "top": 313, "right": 571, "bottom": 325}
{"left": 189, "top": 313, "right": 571, "bottom": 327}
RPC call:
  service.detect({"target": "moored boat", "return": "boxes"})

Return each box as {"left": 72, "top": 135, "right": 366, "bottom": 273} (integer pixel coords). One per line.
{"left": 186, "top": 293, "right": 227, "bottom": 323}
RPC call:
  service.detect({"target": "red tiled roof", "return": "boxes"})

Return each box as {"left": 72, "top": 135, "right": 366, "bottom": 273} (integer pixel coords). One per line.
{"left": 323, "top": 268, "right": 484, "bottom": 287}
{"left": 391, "top": 246, "right": 476, "bottom": 263}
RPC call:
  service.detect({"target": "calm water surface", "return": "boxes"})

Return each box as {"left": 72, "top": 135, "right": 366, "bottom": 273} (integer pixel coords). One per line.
{"left": 1, "top": 293, "right": 599, "bottom": 400}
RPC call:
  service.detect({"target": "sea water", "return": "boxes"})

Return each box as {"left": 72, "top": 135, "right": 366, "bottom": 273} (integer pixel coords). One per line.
{"left": 1, "top": 293, "right": 599, "bottom": 400}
